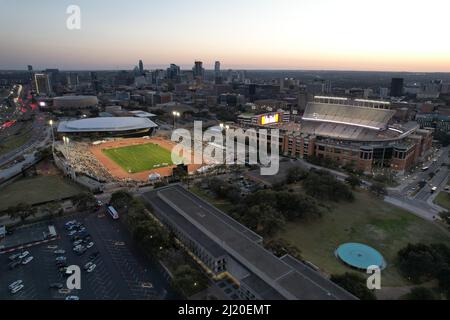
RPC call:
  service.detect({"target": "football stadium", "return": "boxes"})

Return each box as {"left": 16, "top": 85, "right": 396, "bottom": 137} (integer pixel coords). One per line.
{"left": 283, "top": 97, "right": 433, "bottom": 174}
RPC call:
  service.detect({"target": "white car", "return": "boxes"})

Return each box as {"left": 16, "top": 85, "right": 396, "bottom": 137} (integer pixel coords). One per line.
{"left": 86, "top": 264, "right": 96, "bottom": 273}
{"left": 73, "top": 240, "right": 83, "bottom": 246}
{"left": 84, "top": 262, "right": 93, "bottom": 270}
{"left": 8, "top": 280, "right": 23, "bottom": 290}
{"left": 65, "top": 295, "right": 79, "bottom": 301}
{"left": 8, "top": 253, "right": 22, "bottom": 261}
{"left": 68, "top": 230, "right": 77, "bottom": 236}
{"left": 21, "top": 256, "right": 34, "bottom": 265}
{"left": 54, "top": 250, "right": 66, "bottom": 255}
{"left": 86, "top": 242, "right": 94, "bottom": 249}
{"left": 18, "top": 251, "right": 30, "bottom": 259}
{"left": 10, "top": 284, "right": 24, "bottom": 294}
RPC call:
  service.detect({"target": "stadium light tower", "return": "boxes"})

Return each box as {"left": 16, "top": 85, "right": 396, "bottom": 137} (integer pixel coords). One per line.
{"left": 172, "top": 111, "right": 180, "bottom": 129}
{"left": 49, "top": 119, "right": 55, "bottom": 153}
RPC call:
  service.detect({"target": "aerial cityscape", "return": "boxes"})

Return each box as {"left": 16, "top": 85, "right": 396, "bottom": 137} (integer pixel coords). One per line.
{"left": 1, "top": 0, "right": 450, "bottom": 309}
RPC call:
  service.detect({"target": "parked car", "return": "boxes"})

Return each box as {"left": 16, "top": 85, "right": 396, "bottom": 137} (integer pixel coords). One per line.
{"left": 22, "top": 256, "right": 34, "bottom": 265}
{"left": 54, "top": 250, "right": 66, "bottom": 255}
{"left": 8, "top": 253, "right": 22, "bottom": 261}
{"left": 73, "top": 240, "right": 83, "bottom": 246}
{"left": 68, "top": 230, "right": 77, "bottom": 236}
{"left": 10, "top": 284, "right": 24, "bottom": 294}
{"left": 83, "top": 262, "right": 94, "bottom": 270}
{"left": 18, "top": 251, "right": 30, "bottom": 259}
{"left": 56, "top": 256, "right": 66, "bottom": 262}
{"left": 8, "top": 280, "right": 23, "bottom": 290}
{"left": 65, "top": 295, "right": 79, "bottom": 300}
{"left": 86, "top": 264, "right": 96, "bottom": 273}
{"left": 86, "top": 242, "right": 94, "bottom": 249}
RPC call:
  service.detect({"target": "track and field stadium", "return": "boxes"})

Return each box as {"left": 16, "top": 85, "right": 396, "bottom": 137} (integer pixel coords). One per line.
{"left": 90, "top": 137, "right": 200, "bottom": 181}
{"left": 56, "top": 117, "right": 202, "bottom": 182}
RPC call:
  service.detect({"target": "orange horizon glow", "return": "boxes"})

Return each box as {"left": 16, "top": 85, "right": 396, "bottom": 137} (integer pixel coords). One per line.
{"left": 1, "top": 0, "right": 450, "bottom": 72}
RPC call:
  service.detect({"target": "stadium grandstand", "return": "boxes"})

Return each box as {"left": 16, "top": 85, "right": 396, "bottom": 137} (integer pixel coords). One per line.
{"left": 282, "top": 97, "right": 433, "bottom": 174}
{"left": 302, "top": 102, "right": 395, "bottom": 131}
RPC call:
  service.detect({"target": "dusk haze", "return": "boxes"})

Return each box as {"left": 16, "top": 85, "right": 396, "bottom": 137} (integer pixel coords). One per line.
{"left": 1, "top": 0, "right": 450, "bottom": 71}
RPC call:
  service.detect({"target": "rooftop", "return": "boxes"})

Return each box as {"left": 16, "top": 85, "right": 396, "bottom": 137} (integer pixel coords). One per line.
{"left": 57, "top": 117, "right": 157, "bottom": 133}
{"left": 143, "top": 185, "right": 356, "bottom": 300}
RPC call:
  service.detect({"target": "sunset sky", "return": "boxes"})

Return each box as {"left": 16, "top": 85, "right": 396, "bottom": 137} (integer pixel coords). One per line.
{"left": 1, "top": 0, "right": 450, "bottom": 71}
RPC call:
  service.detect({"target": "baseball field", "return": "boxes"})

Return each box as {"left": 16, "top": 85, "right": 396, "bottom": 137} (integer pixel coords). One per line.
{"left": 102, "top": 143, "right": 174, "bottom": 173}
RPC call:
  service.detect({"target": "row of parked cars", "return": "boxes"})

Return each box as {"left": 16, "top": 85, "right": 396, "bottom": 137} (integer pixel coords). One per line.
{"left": 8, "top": 250, "right": 34, "bottom": 270}
{"left": 65, "top": 220, "right": 94, "bottom": 257}
{"left": 6, "top": 250, "right": 35, "bottom": 295}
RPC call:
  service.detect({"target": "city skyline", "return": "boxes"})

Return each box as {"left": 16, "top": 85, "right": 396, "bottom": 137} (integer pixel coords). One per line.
{"left": 1, "top": 0, "right": 450, "bottom": 72}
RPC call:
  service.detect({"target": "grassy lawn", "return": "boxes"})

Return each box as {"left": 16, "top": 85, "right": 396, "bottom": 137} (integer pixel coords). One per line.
{"left": 274, "top": 190, "right": 450, "bottom": 287}
{"left": 434, "top": 191, "right": 450, "bottom": 211}
{"left": 0, "top": 175, "right": 83, "bottom": 211}
{"left": 103, "top": 143, "right": 174, "bottom": 173}
{"left": 0, "top": 128, "right": 32, "bottom": 157}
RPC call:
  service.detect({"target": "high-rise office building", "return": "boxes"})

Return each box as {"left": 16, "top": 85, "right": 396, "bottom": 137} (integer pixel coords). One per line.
{"left": 214, "top": 61, "right": 221, "bottom": 76}
{"left": 214, "top": 61, "right": 222, "bottom": 84}
{"left": 67, "top": 73, "right": 79, "bottom": 87}
{"left": 139, "top": 60, "right": 144, "bottom": 75}
{"left": 34, "top": 73, "right": 52, "bottom": 95}
{"left": 193, "top": 61, "right": 204, "bottom": 79}
{"left": 390, "top": 78, "right": 404, "bottom": 97}
{"left": 167, "top": 64, "right": 181, "bottom": 81}
{"left": 27, "top": 65, "right": 33, "bottom": 72}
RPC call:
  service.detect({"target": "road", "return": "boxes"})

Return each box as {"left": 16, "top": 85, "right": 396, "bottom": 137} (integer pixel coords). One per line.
{"left": 0, "top": 85, "right": 50, "bottom": 169}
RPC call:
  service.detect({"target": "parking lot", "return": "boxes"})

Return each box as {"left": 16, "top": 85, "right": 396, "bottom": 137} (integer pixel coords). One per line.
{"left": 0, "top": 210, "right": 174, "bottom": 300}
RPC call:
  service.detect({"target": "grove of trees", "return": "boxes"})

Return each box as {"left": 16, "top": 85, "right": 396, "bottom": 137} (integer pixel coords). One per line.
{"left": 397, "top": 243, "right": 450, "bottom": 298}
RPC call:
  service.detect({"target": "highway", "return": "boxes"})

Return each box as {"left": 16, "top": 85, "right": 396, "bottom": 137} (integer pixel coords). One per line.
{"left": 0, "top": 85, "right": 50, "bottom": 169}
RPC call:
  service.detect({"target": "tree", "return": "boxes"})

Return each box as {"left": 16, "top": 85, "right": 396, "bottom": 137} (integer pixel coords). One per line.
{"left": 7, "top": 203, "right": 36, "bottom": 222}
{"left": 403, "top": 287, "right": 436, "bottom": 300}
{"left": 345, "top": 175, "right": 362, "bottom": 189}
{"left": 303, "top": 171, "right": 354, "bottom": 202}
{"left": 171, "top": 265, "right": 208, "bottom": 298}
{"left": 437, "top": 267, "right": 450, "bottom": 299}
{"left": 72, "top": 192, "right": 96, "bottom": 211}
{"left": 397, "top": 243, "right": 440, "bottom": 282}
{"left": 241, "top": 204, "right": 285, "bottom": 236}
{"left": 286, "top": 167, "right": 308, "bottom": 184}
{"left": 110, "top": 190, "right": 133, "bottom": 212}
{"left": 133, "top": 220, "right": 171, "bottom": 258}
{"left": 265, "top": 239, "right": 302, "bottom": 260}
{"left": 330, "top": 273, "right": 377, "bottom": 300}
{"left": 369, "top": 182, "right": 387, "bottom": 197}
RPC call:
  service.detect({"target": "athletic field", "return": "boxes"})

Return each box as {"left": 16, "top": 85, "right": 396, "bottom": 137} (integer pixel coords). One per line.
{"left": 102, "top": 143, "right": 174, "bottom": 173}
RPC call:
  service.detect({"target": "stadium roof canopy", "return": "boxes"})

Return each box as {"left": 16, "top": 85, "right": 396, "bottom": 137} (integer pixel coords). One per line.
{"left": 57, "top": 117, "right": 157, "bottom": 133}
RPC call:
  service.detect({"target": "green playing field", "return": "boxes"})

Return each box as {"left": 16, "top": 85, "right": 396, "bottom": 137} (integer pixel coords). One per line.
{"left": 102, "top": 143, "right": 174, "bottom": 173}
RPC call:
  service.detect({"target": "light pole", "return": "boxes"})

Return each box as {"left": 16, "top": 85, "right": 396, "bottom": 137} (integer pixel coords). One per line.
{"left": 49, "top": 119, "right": 55, "bottom": 153}
{"left": 63, "top": 136, "right": 70, "bottom": 160}
{"left": 172, "top": 111, "right": 180, "bottom": 129}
